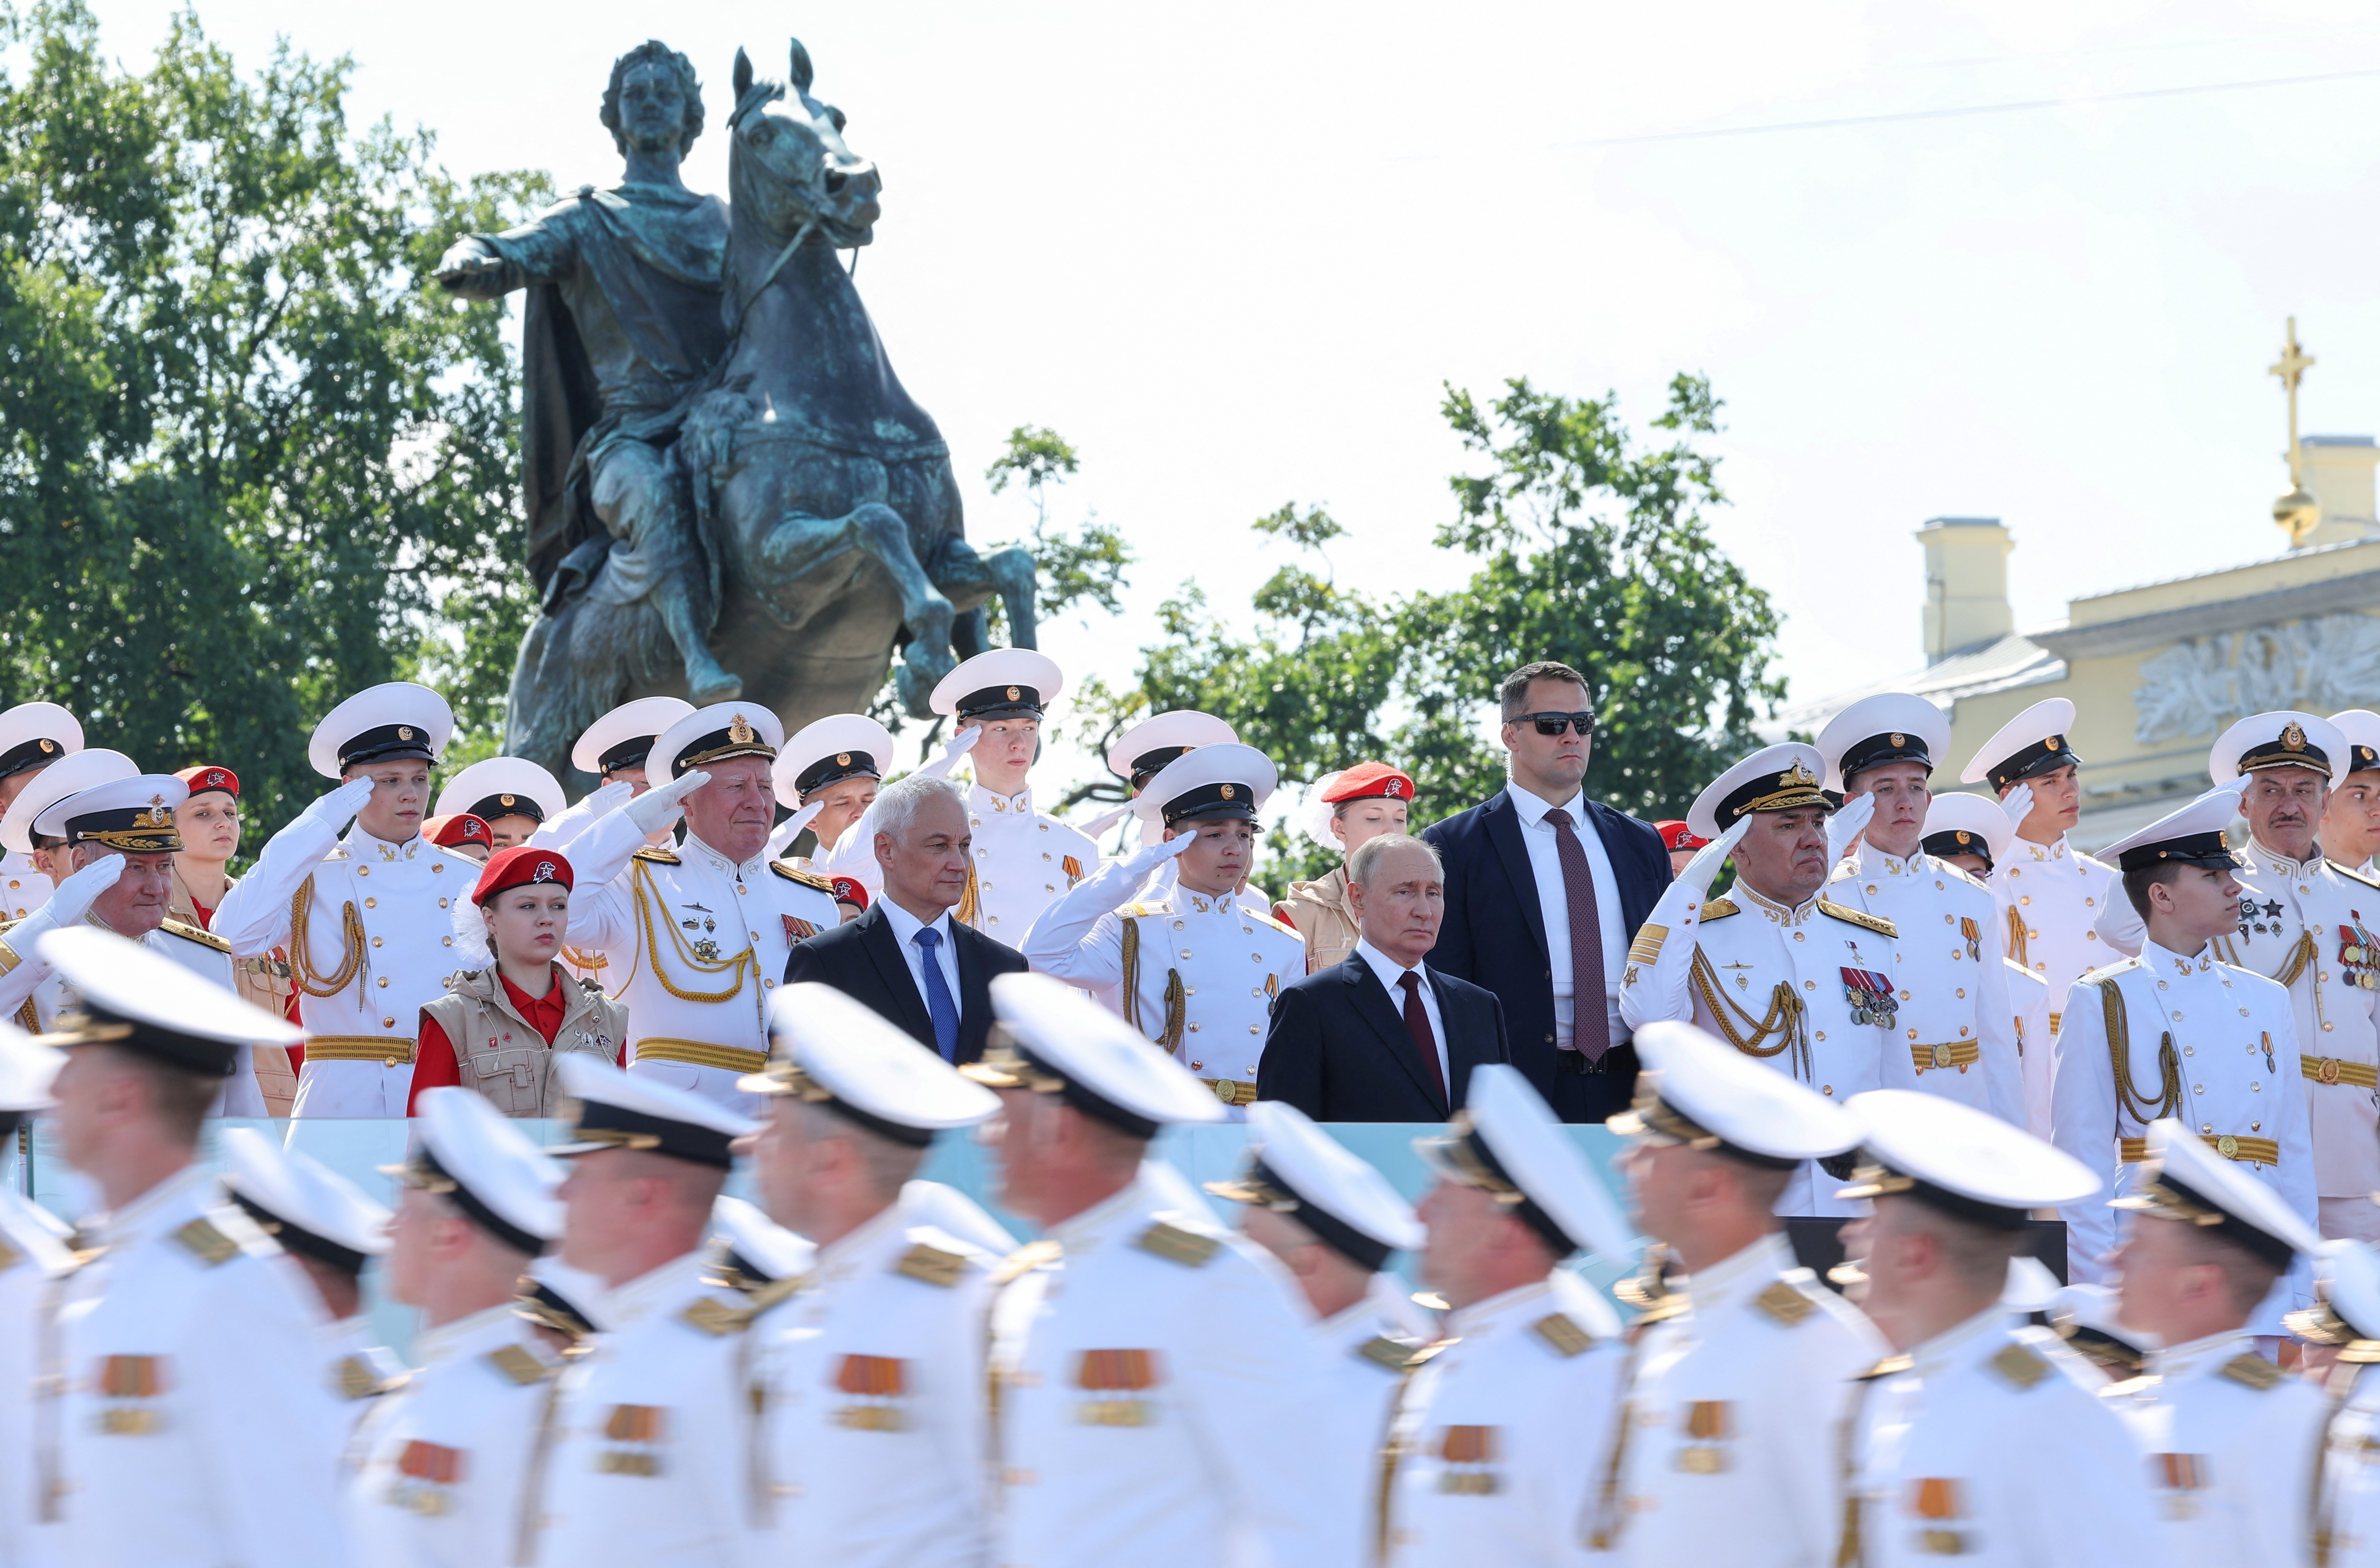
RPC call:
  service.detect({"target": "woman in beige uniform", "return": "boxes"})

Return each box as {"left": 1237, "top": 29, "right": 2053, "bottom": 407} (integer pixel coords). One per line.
{"left": 1277, "top": 761, "right": 1415, "bottom": 973}
{"left": 168, "top": 764, "right": 299, "bottom": 1112}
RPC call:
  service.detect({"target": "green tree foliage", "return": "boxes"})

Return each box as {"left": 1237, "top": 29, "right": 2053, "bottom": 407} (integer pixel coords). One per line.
{"left": 0, "top": 2, "right": 545, "bottom": 837}
{"left": 979, "top": 423, "right": 1133, "bottom": 643}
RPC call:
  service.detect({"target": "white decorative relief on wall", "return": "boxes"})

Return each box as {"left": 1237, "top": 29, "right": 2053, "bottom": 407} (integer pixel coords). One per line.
{"left": 2134, "top": 612, "right": 2380, "bottom": 744}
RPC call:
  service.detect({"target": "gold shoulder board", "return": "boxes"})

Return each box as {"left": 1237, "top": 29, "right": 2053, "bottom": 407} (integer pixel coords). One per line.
{"left": 1697, "top": 896, "right": 1740, "bottom": 922}
{"left": 991, "top": 1239, "right": 1062, "bottom": 1286}
{"left": 1754, "top": 1280, "right": 1816, "bottom": 1327}
{"left": 1135, "top": 1222, "right": 1222, "bottom": 1268}
{"left": 632, "top": 845, "right": 682, "bottom": 865}
{"left": 895, "top": 1243, "right": 972, "bottom": 1288}
{"left": 1987, "top": 1342, "right": 2052, "bottom": 1389}
{"left": 1358, "top": 1335, "right": 1421, "bottom": 1372}
{"left": 485, "top": 1344, "right": 555, "bottom": 1386}
{"left": 0, "top": 1236, "right": 19, "bottom": 1274}
{"left": 336, "top": 1355, "right": 398, "bottom": 1401}
{"left": 1816, "top": 898, "right": 1897, "bottom": 938}
{"left": 173, "top": 1217, "right": 240, "bottom": 1267}
{"left": 159, "top": 918, "right": 231, "bottom": 953}
{"left": 1532, "top": 1312, "right": 1594, "bottom": 1358}
{"left": 770, "top": 862, "right": 838, "bottom": 894}
{"left": 678, "top": 1295, "right": 756, "bottom": 1337}
{"left": 2332, "top": 859, "right": 2380, "bottom": 891}
{"left": 743, "top": 1273, "right": 807, "bottom": 1313}
{"left": 2219, "top": 1351, "right": 2285, "bottom": 1390}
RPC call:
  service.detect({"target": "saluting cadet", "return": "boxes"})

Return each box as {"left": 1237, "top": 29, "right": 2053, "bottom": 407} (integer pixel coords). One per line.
{"left": 0, "top": 702, "right": 79, "bottom": 923}
{"left": 1279, "top": 761, "right": 1418, "bottom": 973}
{"left": 2303, "top": 1242, "right": 2380, "bottom": 1566}
{"left": 437, "top": 756, "right": 569, "bottom": 852}
{"left": 2200, "top": 712, "right": 2380, "bottom": 1244}
{"left": 2103, "top": 1119, "right": 2327, "bottom": 1568}
{"left": 1383, "top": 1063, "right": 1631, "bottom": 1567}
{"left": 32, "top": 927, "right": 343, "bottom": 1568}
{"left": 0, "top": 1025, "right": 71, "bottom": 1568}
{"left": 1619, "top": 743, "right": 1898, "bottom": 1215}
{"left": 964, "top": 972, "right": 1329, "bottom": 1568}
{"left": 1920, "top": 792, "right": 2054, "bottom": 1136}
{"left": 2049, "top": 785, "right": 2317, "bottom": 1303}
{"left": 1818, "top": 695, "right": 2022, "bottom": 1124}
{"left": 560, "top": 702, "right": 838, "bottom": 1109}
{"left": 1958, "top": 697, "right": 2131, "bottom": 1033}
{"left": 2322, "top": 710, "right": 2380, "bottom": 876}
{"left": 1024, "top": 743, "right": 1306, "bottom": 1110}
{"left": 766, "top": 712, "right": 892, "bottom": 868}
{"left": 1833, "top": 1089, "right": 2155, "bottom": 1568}
{"left": 737, "top": 982, "right": 1005, "bottom": 1568}
{"left": 531, "top": 1056, "right": 761, "bottom": 1568}
{"left": 1205, "top": 1098, "right": 1429, "bottom": 1564}
{"left": 1094, "top": 709, "right": 1240, "bottom": 896}
{"left": 214, "top": 682, "right": 470, "bottom": 1117}
{"left": 1589, "top": 1020, "right": 1886, "bottom": 1566}
{"left": 346, "top": 1087, "right": 570, "bottom": 1568}
{"left": 925, "top": 648, "right": 1098, "bottom": 940}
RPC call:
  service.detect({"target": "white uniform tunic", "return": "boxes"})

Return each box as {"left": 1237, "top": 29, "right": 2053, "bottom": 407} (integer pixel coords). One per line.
{"left": 1311, "top": 1274, "right": 1436, "bottom": 1566}
{"left": 216, "top": 818, "right": 468, "bottom": 1116}
{"left": 346, "top": 1302, "right": 572, "bottom": 1568}
{"left": 1599, "top": 1232, "right": 1887, "bottom": 1568}
{"left": 1827, "top": 846, "right": 2023, "bottom": 1125}
{"left": 1996, "top": 834, "right": 2127, "bottom": 1032}
{"left": 1384, "top": 1269, "right": 1625, "bottom": 1568}
{"left": 988, "top": 1168, "right": 1329, "bottom": 1568}
{"left": 2211, "top": 846, "right": 2380, "bottom": 1234}
{"left": 538, "top": 1252, "right": 759, "bottom": 1568}
{"left": 1846, "top": 1308, "right": 2156, "bottom": 1568}
{"left": 957, "top": 782, "right": 1098, "bottom": 943}
{"left": 1619, "top": 883, "right": 1901, "bottom": 1215}
{"left": 562, "top": 810, "right": 838, "bottom": 1110}
{"left": 2048, "top": 940, "right": 2316, "bottom": 1292}
{"left": 1023, "top": 859, "right": 1305, "bottom": 1104}
{"left": 747, "top": 1191, "right": 994, "bottom": 1568}
{"left": 2008, "top": 961, "right": 2055, "bottom": 1137}
{"left": 48, "top": 1166, "right": 347, "bottom": 1568}
{"left": 0, "top": 1186, "right": 72, "bottom": 1568}
{"left": 2104, "top": 1327, "right": 2325, "bottom": 1568}
{"left": 0, "top": 850, "right": 48, "bottom": 923}
{"left": 2311, "top": 1356, "right": 2380, "bottom": 1567}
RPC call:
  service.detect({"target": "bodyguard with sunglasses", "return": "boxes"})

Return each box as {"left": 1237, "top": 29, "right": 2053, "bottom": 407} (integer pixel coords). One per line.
{"left": 1421, "top": 661, "right": 1671, "bottom": 1122}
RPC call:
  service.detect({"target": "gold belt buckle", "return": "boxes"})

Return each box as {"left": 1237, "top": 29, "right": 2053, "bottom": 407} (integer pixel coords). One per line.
{"left": 1213, "top": 1078, "right": 1238, "bottom": 1105}
{"left": 2320, "top": 1058, "right": 2344, "bottom": 1085}
{"left": 2216, "top": 1134, "right": 2241, "bottom": 1159}
{"left": 1930, "top": 1042, "right": 1954, "bottom": 1069}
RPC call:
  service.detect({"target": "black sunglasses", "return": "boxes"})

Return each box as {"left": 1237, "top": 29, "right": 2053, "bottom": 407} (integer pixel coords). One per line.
{"left": 1515, "top": 711, "right": 1595, "bottom": 737}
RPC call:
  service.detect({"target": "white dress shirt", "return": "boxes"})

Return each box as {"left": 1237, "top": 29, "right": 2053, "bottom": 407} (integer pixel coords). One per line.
{"left": 1355, "top": 937, "right": 1450, "bottom": 1090}
{"left": 1506, "top": 782, "right": 1627, "bottom": 1050}
{"left": 879, "top": 898, "right": 963, "bottom": 1017}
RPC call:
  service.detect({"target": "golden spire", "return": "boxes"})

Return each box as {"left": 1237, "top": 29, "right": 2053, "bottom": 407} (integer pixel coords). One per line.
{"left": 2271, "top": 317, "right": 2320, "bottom": 548}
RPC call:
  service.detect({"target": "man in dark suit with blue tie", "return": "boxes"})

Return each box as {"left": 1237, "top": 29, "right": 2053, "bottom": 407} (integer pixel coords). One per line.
{"left": 784, "top": 774, "right": 1026, "bottom": 1063}
{"left": 1259, "top": 833, "right": 1510, "bottom": 1120}
{"left": 1421, "top": 661, "right": 1671, "bottom": 1123}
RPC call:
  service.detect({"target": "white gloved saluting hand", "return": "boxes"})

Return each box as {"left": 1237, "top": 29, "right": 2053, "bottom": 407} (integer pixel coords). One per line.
{"left": 1997, "top": 782, "right": 2035, "bottom": 832}
{"left": 0, "top": 853, "right": 126, "bottom": 1013}
{"left": 1825, "top": 792, "right": 1875, "bottom": 864}
{"left": 625, "top": 770, "right": 710, "bottom": 836}
{"left": 917, "top": 724, "right": 981, "bottom": 779}
{"left": 1618, "top": 818, "right": 1751, "bottom": 1034}
{"left": 304, "top": 775, "right": 377, "bottom": 829}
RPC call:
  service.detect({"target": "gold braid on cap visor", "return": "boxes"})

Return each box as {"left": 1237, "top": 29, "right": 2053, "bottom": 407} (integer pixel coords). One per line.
{"left": 1729, "top": 784, "right": 1829, "bottom": 818}
{"left": 72, "top": 826, "right": 182, "bottom": 853}
{"left": 2110, "top": 1175, "right": 2227, "bottom": 1227}
{"left": 1420, "top": 1112, "right": 1529, "bottom": 1206}
{"left": 956, "top": 1040, "right": 1067, "bottom": 1095}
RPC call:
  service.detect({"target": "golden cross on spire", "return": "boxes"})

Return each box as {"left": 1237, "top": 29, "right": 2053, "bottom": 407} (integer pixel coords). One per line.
{"left": 2270, "top": 316, "right": 2320, "bottom": 548}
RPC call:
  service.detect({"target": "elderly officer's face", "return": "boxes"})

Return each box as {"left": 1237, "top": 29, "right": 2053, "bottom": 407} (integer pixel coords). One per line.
{"left": 79, "top": 846, "right": 173, "bottom": 937}
{"left": 681, "top": 756, "right": 777, "bottom": 861}
{"left": 347, "top": 760, "right": 430, "bottom": 843}
{"left": 2242, "top": 765, "right": 2328, "bottom": 861}
{"left": 1730, "top": 806, "right": 1831, "bottom": 906}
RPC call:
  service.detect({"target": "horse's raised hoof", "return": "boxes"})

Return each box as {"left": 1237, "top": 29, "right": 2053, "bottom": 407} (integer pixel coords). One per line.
{"left": 691, "top": 667, "right": 745, "bottom": 706}
{"left": 894, "top": 641, "right": 953, "bottom": 717}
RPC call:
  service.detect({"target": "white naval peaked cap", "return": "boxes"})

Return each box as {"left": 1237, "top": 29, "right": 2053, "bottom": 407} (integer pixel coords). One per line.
{"left": 571, "top": 695, "right": 696, "bottom": 777}
{"left": 550, "top": 1053, "right": 756, "bottom": 1168}
{"left": 1131, "top": 741, "right": 1279, "bottom": 826}
{"left": 2001, "top": 1255, "right": 2062, "bottom": 1312}
{"left": 1684, "top": 741, "right": 1831, "bottom": 842}
{"left": 1106, "top": 709, "right": 1238, "bottom": 787}
{"left": 1920, "top": 791, "right": 2015, "bottom": 871}
{"left": 1415, "top": 1063, "right": 1633, "bottom": 1262}
{"left": 393, "top": 1087, "right": 565, "bottom": 1251}
{"left": 2047, "top": 1281, "right": 2156, "bottom": 1372}
{"left": 1206, "top": 1100, "right": 1424, "bottom": 1267}
{"left": 929, "top": 647, "right": 1064, "bottom": 722}
{"left": 743, "top": 982, "right": 1001, "bottom": 1142}
{"left": 308, "top": 681, "right": 454, "bottom": 779}
{"left": 435, "top": 757, "right": 566, "bottom": 826}
{"left": 774, "top": 712, "right": 896, "bottom": 809}
{"left": 1958, "top": 696, "right": 2082, "bottom": 789}
{"left": 2209, "top": 709, "right": 2348, "bottom": 787}
{"left": 648, "top": 701, "right": 784, "bottom": 783}
{"left": 2113, "top": 1117, "right": 2322, "bottom": 1270}
{"left": 1615, "top": 1020, "right": 1859, "bottom": 1163}
{"left": 899, "top": 1179, "right": 1018, "bottom": 1255}
{"left": 34, "top": 926, "right": 300, "bottom": 1078}
{"left": 0, "top": 747, "right": 134, "bottom": 854}
{"left": 220, "top": 1127, "right": 392, "bottom": 1270}
{"left": 2093, "top": 783, "right": 2248, "bottom": 874}
{"left": 2330, "top": 710, "right": 2380, "bottom": 778}
{"left": 0, "top": 701, "right": 82, "bottom": 781}
{"left": 966, "top": 971, "right": 1228, "bottom": 1132}
{"left": 709, "top": 1195, "right": 816, "bottom": 1285}
{"left": 0, "top": 1019, "right": 63, "bottom": 1111}
{"left": 31, "top": 772, "right": 187, "bottom": 853}
{"left": 1814, "top": 692, "right": 1951, "bottom": 791}
{"left": 1839, "top": 1088, "right": 2101, "bottom": 1223}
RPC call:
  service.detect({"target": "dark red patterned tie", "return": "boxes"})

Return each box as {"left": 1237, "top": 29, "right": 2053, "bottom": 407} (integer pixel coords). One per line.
{"left": 1543, "top": 807, "right": 1611, "bottom": 1063}
{"left": 1398, "top": 971, "right": 1447, "bottom": 1105}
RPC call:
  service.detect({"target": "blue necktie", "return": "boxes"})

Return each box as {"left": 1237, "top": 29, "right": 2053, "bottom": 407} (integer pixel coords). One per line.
{"left": 913, "top": 926, "right": 961, "bottom": 1062}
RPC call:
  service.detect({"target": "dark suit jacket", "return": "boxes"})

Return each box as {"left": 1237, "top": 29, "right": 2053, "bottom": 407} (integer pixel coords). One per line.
{"left": 1421, "top": 786, "right": 1670, "bottom": 1122}
{"left": 1258, "top": 953, "right": 1509, "bottom": 1122}
{"left": 783, "top": 902, "right": 1027, "bottom": 1065}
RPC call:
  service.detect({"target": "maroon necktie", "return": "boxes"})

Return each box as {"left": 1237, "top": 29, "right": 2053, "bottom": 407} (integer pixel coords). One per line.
{"left": 1543, "top": 807, "right": 1612, "bottom": 1063}
{"left": 1397, "top": 971, "right": 1448, "bottom": 1105}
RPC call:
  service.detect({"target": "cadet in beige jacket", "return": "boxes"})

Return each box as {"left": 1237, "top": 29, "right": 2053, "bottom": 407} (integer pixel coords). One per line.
{"left": 1278, "top": 761, "right": 1417, "bottom": 973}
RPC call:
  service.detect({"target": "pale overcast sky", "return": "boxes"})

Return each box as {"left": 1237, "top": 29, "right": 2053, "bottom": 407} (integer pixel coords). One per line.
{"left": 75, "top": 0, "right": 2380, "bottom": 792}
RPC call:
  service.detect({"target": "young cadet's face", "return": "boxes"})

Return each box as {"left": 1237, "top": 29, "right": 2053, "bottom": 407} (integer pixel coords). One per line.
{"left": 1165, "top": 816, "right": 1255, "bottom": 896}
{"left": 1329, "top": 798, "right": 1408, "bottom": 854}
{"left": 2324, "top": 770, "right": 2380, "bottom": 865}
{"left": 808, "top": 774, "right": 878, "bottom": 848}
{"left": 603, "top": 764, "right": 651, "bottom": 797}
{"left": 1846, "top": 762, "right": 1930, "bottom": 857}
{"left": 969, "top": 718, "right": 1039, "bottom": 792}
{"left": 175, "top": 791, "right": 241, "bottom": 863}
{"left": 1415, "top": 1177, "right": 1507, "bottom": 1299}
{"left": 2005, "top": 762, "right": 2079, "bottom": 840}
{"left": 485, "top": 814, "right": 539, "bottom": 851}
{"left": 2146, "top": 862, "right": 2246, "bottom": 945}
{"left": 2242, "top": 766, "right": 2328, "bottom": 860}
{"left": 481, "top": 885, "right": 569, "bottom": 969}
{"left": 347, "top": 760, "right": 431, "bottom": 842}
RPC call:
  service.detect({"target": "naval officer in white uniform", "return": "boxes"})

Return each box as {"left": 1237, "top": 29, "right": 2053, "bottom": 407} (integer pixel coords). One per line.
{"left": 924, "top": 649, "right": 1098, "bottom": 942}
{"left": 0, "top": 703, "right": 79, "bottom": 924}
{"left": 0, "top": 1024, "right": 72, "bottom": 1568}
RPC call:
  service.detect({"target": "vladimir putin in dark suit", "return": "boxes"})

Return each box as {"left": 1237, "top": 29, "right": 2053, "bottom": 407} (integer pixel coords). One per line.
{"left": 1258, "top": 833, "right": 1509, "bottom": 1121}
{"left": 784, "top": 774, "right": 1025, "bottom": 1063}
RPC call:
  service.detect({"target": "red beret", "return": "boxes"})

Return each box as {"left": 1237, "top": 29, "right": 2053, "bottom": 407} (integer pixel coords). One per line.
{"left": 830, "top": 875, "right": 869, "bottom": 911}
{"left": 473, "top": 845, "right": 574, "bottom": 906}
{"left": 423, "top": 813, "right": 492, "bottom": 849}
{"left": 1653, "top": 819, "right": 1709, "bottom": 852}
{"left": 1319, "top": 761, "right": 1415, "bottom": 804}
{"left": 174, "top": 764, "right": 240, "bottom": 799}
